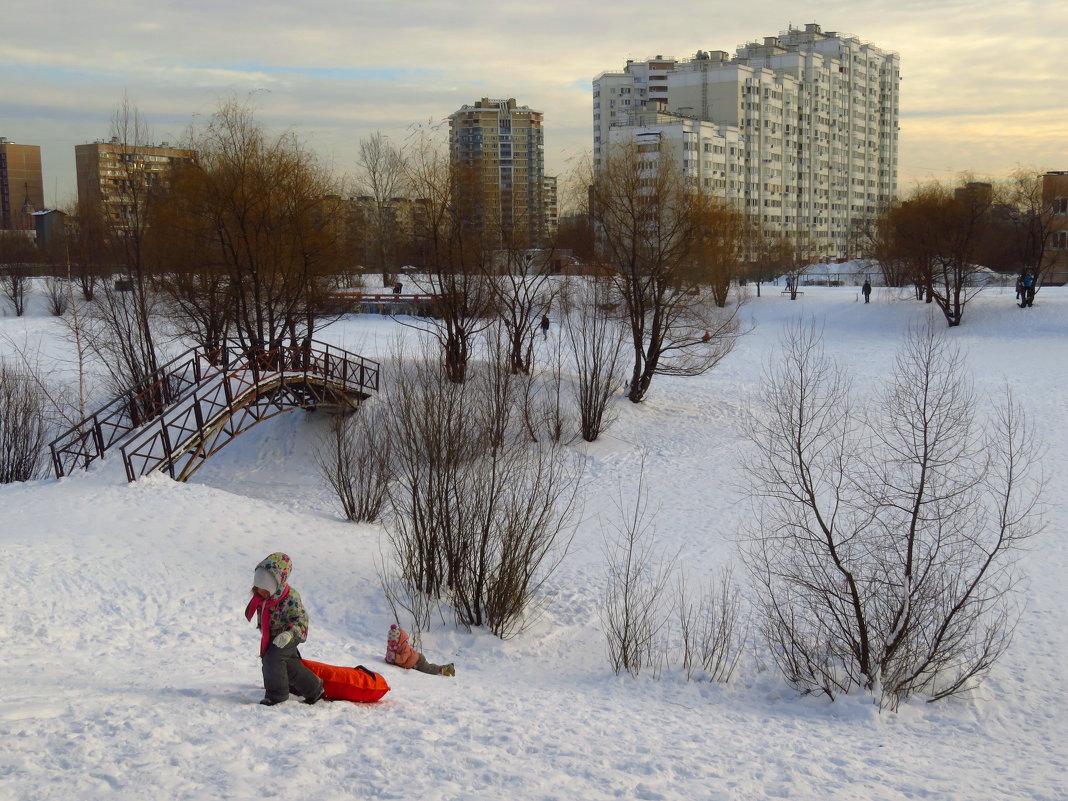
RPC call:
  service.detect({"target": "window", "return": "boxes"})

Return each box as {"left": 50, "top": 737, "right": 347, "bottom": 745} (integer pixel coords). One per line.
{"left": 1053, "top": 196, "right": 1068, "bottom": 215}
{"left": 1053, "top": 230, "right": 1068, "bottom": 250}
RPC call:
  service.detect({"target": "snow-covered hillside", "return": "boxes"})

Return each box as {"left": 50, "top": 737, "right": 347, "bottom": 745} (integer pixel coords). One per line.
{"left": 2, "top": 283, "right": 1066, "bottom": 800}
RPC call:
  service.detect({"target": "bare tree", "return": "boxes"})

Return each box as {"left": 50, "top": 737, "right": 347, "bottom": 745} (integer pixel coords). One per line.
{"left": 884, "top": 180, "right": 995, "bottom": 325}
{"left": 88, "top": 97, "right": 167, "bottom": 389}
{"left": 690, "top": 196, "right": 750, "bottom": 308}
{"left": 0, "top": 360, "right": 50, "bottom": 483}
{"left": 65, "top": 201, "right": 108, "bottom": 301}
{"left": 519, "top": 319, "right": 570, "bottom": 444}
{"left": 589, "top": 141, "right": 743, "bottom": 403}
{"left": 403, "top": 132, "right": 494, "bottom": 383}
{"left": 152, "top": 100, "right": 345, "bottom": 352}
{"left": 490, "top": 255, "right": 557, "bottom": 375}
{"left": 354, "top": 132, "right": 409, "bottom": 287}
{"left": 742, "top": 319, "right": 1044, "bottom": 707}
{"left": 565, "top": 279, "right": 625, "bottom": 442}
{"left": 147, "top": 171, "right": 234, "bottom": 356}
{"left": 988, "top": 168, "right": 1062, "bottom": 294}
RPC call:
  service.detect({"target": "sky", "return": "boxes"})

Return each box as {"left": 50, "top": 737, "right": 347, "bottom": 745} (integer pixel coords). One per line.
{"left": 3, "top": 0, "right": 1066, "bottom": 208}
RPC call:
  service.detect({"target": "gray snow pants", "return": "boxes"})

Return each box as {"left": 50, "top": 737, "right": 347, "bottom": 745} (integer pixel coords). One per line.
{"left": 261, "top": 641, "right": 323, "bottom": 703}
{"left": 413, "top": 654, "right": 442, "bottom": 675}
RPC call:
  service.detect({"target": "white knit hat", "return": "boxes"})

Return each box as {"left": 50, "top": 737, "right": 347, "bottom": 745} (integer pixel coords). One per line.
{"left": 253, "top": 567, "right": 278, "bottom": 595}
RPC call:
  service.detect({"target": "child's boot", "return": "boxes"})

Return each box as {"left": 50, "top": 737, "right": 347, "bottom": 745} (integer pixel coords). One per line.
{"left": 439, "top": 663, "right": 455, "bottom": 677}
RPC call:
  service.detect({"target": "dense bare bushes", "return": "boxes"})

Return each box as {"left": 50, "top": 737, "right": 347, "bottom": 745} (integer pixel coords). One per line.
{"left": 340, "top": 340, "right": 582, "bottom": 639}
{"left": 316, "top": 403, "right": 393, "bottom": 523}
{"left": 0, "top": 360, "right": 49, "bottom": 483}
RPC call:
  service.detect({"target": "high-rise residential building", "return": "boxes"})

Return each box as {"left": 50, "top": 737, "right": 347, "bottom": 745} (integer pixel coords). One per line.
{"left": 0, "top": 137, "right": 45, "bottom": 231}
{"left": 593, "top": 23, "right": 900, "bottom": 259}
{"left": 75, "top": 138, "right": 195, "bottom": 230}
{"left": 448, "top": 98, "right": 547, "bottom": 247}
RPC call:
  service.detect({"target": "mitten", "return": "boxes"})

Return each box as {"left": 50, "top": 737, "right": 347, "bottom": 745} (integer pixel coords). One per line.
{"left": 273, "top": 630, "right": 294, "bottom": 648}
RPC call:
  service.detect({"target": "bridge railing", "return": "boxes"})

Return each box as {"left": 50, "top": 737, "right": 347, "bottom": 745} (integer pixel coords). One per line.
{"left": 49, "top": 339, "right": 378, "bottom": 479}
{"left": 118, "top": 341, "right": 378, "bottom": 482}
{"left": 47, "top": 344, "right": 235, "bottom": 478}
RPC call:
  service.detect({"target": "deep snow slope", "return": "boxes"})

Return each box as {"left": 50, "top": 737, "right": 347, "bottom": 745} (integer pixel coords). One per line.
{"left": 1, "top": 284, "right": 1066, "bottom": 800}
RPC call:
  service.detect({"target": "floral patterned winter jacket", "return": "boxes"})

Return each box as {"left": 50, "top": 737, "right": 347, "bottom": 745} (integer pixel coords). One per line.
{"left": 385, "top": 627, "right": 421, "bottom": 669}
{"left": 244, "top": 552, "right": 310, "bottom": 655}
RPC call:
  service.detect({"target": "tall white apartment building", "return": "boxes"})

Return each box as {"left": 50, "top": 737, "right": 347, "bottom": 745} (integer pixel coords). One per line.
{"left": 593, "top": 23, "right": 900, "bottom": 259}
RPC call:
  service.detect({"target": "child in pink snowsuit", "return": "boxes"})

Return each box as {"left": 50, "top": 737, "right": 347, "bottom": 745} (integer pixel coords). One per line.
{"left": 385, "top": 625, "right": 455, "bottom": 676}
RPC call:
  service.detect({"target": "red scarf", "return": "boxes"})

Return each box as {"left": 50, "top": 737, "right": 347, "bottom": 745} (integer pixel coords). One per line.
{"left": 245, "top": 585, "right": 290, "bottom": 656}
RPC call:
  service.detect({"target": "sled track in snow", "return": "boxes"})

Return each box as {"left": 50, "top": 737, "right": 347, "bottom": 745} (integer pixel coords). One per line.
{"left": 49, "top": 340, "right": 378, "bottom": 483}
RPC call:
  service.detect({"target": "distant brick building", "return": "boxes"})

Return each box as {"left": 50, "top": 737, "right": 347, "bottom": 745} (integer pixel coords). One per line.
{"left": 75, "top": 138, "right": 194, "bottom": 231}
{"left": 0, "top": 137, "right": 44, "bottom": 230}
{"left": 1044, "top": 171, "right": 1068, "bottom": 285}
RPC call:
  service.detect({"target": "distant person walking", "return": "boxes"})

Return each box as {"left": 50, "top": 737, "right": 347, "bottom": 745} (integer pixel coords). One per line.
{"left": 1019, "top": 273, "right": 1036, "bottom": 308}
{"left": 540, "top": 314, "right": 550, "bottom": 339}
{"left": 862, "top": 280, "right": 872, "bottom": 303}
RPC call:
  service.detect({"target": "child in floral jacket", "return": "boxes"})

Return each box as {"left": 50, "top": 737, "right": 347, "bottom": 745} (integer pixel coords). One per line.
{"left": 245, "top": 552, "right": 325, "bottom": 706}
{"left": 385, "top": 625, "right": 455, "bottom": 677}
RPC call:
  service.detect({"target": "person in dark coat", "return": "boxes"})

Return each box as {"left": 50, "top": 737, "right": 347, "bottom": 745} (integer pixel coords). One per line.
{"left": 862, "top": 280, "right": 872, "bottom": 303}
{"left": 540, "top": 314, "right": 550, "bottom": 339}
{"left": 1020, "top": 272, "right": 1036, "bottom": 307}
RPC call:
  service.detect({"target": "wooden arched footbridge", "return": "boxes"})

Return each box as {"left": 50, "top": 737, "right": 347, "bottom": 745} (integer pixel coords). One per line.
{"left": 48, "top": 340, "right": 378, "bottom": 483}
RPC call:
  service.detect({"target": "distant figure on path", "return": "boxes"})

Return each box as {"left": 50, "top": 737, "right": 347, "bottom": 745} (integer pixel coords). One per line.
{"left": 392, "top": 282, "right": 403, "bottom": 295}
{"left": 1019, "top": 273, "right": 1036, "bottom": 308}
{"left": 540, "top": 314, "right": 550, "bottom": 339}
{"left": 862, "top": 280, "right": 872, "bottom": 303}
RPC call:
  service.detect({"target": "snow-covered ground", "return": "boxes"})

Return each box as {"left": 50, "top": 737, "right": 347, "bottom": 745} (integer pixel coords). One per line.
{"left": 2, "top": 282, "right": 1066, "bottom": 800}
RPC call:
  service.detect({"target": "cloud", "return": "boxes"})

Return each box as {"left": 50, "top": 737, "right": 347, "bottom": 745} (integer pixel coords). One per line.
{"left": 3, "top": 0, "right": 1066, "bottom": 204}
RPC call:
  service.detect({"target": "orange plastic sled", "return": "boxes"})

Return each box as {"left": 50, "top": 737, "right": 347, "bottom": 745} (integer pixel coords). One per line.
{"left": 301, "top": 659, "right": 391, "bottom": 703}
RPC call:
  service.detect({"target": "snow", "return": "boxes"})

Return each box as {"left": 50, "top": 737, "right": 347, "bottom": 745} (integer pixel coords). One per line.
{"left": 2, "top": 281, "right": 1067, "bottom": 800}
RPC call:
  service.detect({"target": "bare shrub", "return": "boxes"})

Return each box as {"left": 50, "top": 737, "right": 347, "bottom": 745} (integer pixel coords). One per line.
{"left": 601, "top": 467, "right": 676, "bottom": 677}
{"left": 677, "top": 567, "right": 746, "bottom": 683}
{"left": 384, "top": 338, "right": 581, "bottom": 638}
{"left": 742, "top": 318, "right": 1044, "bottom": 707}
{"left": 515, "top": 328, "right": 571, "bottom": 444}
{"left": 45, "top": 278, "right": 71, "bottom": 317}
{"left": 566, "top": 280, "right": 625, "bottom": 442}
{"left": 0, "top": 360, "right": 50, "bottom": 483}
{"left": 316, "top": 402, "right": 393, "bottom": 523}
{"left": 1, "top": 266, "right": 30, "bottom": 317}
{"left": 79, "top": 278, "right": 165, "bottom": 396}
